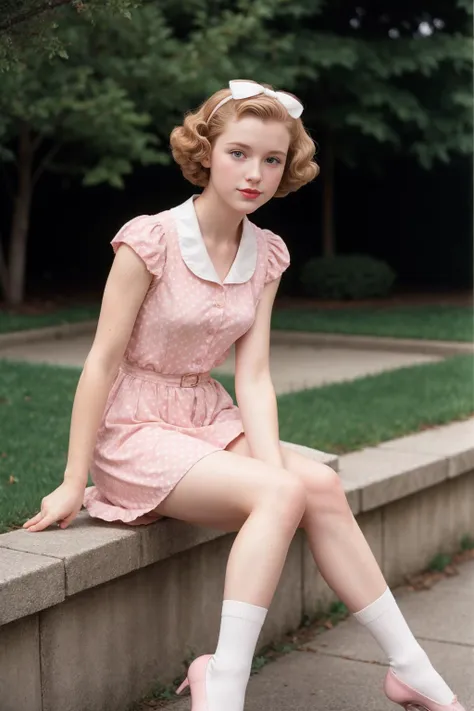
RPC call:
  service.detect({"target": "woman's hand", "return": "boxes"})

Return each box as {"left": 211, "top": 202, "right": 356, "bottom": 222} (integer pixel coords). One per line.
{"left": 23, "top": 480, "right": 85, "bottom": 532}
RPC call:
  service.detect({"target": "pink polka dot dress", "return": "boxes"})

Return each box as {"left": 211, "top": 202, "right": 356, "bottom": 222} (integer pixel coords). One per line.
{"left": 83, "top": 195, "right": 290, "bottom": 526}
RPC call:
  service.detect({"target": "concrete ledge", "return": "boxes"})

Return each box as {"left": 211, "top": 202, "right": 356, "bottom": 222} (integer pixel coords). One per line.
{"left": 378, "top": 418, "right": 474, "bottom": 478}
{"left": 0, "top": 517, "right": 141, "bottom": 601}
{"left": 270, "top": 329, "right": 474, "bottom": 356}
{"left": 1, "top": 320, "right": 471, "bottom": 356}
{"left": 0, "top": 548, "right": 64, "bottom": 625}
{"left": 0, "top": 320, "right": 97, "bottom": 350}
{"left": 338, "top": 419, "right": 474, "bottom": 513}
{"left": 0, "top": 442, "right": 336, "bottom": 621}
{"left": 1, "top": 420, "right": 473, "bottom": 711}
{"left": 339, "top": 448, "right": 449, "bottom": 512}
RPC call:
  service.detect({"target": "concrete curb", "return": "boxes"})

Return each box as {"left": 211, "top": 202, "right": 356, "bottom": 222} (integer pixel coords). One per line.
{"left": 1, "top": 418, "right": 473, "bottom": 624}
{"left": 0, "top": 319, "right": 472, "bottom": 356}
{"left": 270, "top": 329, "right": 474, "bottom": 356}
{"left": 0, "top": 320, "right": 97, "bottom": 350}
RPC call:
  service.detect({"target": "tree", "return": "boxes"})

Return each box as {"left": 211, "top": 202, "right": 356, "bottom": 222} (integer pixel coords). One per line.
{"left": 0, "top": 0, "right": 140, "bottom": 69}
{"left": 0, "top": 0, "right": 299, "bottom": 304}
{"left": 0, "top": 12, "right": 162, "bottom": 304}
{"left": 262, "top": 0, "right": 473, "bottom": 255}
{"left": 1, "top": 0, "right": 472, "bottom": 304}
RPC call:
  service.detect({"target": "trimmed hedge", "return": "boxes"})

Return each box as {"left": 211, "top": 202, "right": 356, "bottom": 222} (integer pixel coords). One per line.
{"left": 301, "top": 254, "right": 396, "bottom": 299}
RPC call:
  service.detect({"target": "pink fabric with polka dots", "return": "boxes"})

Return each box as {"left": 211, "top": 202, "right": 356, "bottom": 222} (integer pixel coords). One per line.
{"left": 83, "top": 199, "right": 290, "bottom": 526}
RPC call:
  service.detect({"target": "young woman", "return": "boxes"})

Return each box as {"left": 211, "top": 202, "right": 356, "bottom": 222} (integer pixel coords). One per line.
{"left": 24, "top": 80, "right": 465, "bottom": 711}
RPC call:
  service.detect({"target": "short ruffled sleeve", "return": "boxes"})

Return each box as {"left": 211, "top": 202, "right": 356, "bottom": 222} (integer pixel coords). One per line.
{"left": 264, "top": 229, "right": 291, "bottom": 284}
{"left": 111, "top": 215, "right": 166, "bottom": 279}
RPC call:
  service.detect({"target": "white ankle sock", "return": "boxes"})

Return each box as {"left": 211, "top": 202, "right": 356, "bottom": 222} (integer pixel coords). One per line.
{"left": 206, "top": 599, "right": 268, "bottom": 711}
{"left": 354, "top": 586, "right": 454, "bottom": 704}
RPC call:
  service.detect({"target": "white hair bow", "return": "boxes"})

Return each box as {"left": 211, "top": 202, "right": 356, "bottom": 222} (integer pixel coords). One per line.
{"left": 208, "top": 80, "right": 304, "bottom": 121}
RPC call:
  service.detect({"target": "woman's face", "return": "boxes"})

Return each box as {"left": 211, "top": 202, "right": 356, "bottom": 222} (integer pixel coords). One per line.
{"left": 204, "top": 115, "right": 290, "bottom": 215}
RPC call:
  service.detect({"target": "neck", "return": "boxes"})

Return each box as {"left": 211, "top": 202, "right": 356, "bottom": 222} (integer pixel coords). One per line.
{"left": 194, "top": 186, "right": 244, "bottom": 244}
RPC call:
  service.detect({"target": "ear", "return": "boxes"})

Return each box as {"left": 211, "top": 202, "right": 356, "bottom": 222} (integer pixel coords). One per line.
{"left": 201, "top": 155, "right": 211, "bottom": 169}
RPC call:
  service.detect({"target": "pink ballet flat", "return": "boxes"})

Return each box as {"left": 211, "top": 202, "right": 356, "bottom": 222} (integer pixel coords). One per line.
{"left": 384, "top": 668, "right": 466, "bottom": 711}
{"left": 176, "top": 653, "right": 213, "bottom": 710}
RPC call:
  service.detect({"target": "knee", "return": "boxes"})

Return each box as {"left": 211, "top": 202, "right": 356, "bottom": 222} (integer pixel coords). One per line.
{"left": 319, "top": 465, "right": 344, "bottom": 493}
{"left": 265, "top": 474, "right": 307, "bottom": 526}
{"left": 308, "top": 465, "right": 350, "bottom": 515}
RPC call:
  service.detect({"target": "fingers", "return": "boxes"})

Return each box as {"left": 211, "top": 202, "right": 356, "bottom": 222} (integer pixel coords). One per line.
{"left": 59, "top": 512, "right": 77, "bottom": 529}
{"left": 24, "top": 509, "right": 78, "bottom": 532}
{"left": 23, "top": 512, "right": 44, "bottom": 529}
{"left": 23, "top": 511, "right": 56, "bottom": 532}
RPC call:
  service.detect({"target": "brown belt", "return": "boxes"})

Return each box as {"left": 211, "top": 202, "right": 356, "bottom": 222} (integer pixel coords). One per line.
{"left": 120, "top": 360, "right": 211, "bottom": 388}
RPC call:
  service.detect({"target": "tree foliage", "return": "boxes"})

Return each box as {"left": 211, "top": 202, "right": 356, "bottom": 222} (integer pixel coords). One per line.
{"left": 261, "top": 0, "right": 473, "bottom": 253}
{"left": 0, "top": 0, "right": 472, "bottom": 301}
{"left": 0, "top": 0, "right": 140, "bottom": 68}
{"left": 0, "top": 0, "right": 297, "bottom": 303}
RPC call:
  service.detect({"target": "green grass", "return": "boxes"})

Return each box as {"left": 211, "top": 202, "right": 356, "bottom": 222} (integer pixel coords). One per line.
{"left": 276, "top": 354, "right": 474, "bottom": 453}
{"left": 0, "top": 355, "right": 472, "bottom": 532}
{"left": 271, "top": 305, "right": 474, "bottom": 342}
{"left": 0, "top": 305, "right": 100, "bottom": 334}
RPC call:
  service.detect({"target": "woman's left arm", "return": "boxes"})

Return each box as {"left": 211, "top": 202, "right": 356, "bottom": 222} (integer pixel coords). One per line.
{"left": 234, "top": 277, "right": 284, "bottom": 468}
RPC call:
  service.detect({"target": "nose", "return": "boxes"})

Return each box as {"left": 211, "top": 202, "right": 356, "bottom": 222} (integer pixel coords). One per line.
{"left": 245, "top": 158, "right": 262, "bottom": 185}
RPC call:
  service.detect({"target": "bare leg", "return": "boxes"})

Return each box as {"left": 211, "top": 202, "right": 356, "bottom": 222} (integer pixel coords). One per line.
{"left": 227, "top": 435, "right": 458, "bottom": 705}
{"left": 154, "top": 447, "right": 306, "bottom": 607}
{"left": 228, "top": 434, "right": 386, "bottom": 612}
{"left": 296, "top": 470, "right": 387, "bottom": 613}
{"left": 152, "top": 447, "right": 306, "bottom": 711}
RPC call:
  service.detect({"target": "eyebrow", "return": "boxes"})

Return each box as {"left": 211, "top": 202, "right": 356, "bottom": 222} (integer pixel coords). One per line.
{"left": 225, "top": 141, "right": 288, "bottom": 157}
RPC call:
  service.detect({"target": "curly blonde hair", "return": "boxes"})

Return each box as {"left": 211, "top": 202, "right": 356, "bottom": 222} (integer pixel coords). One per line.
{"left": 170, "top": 82, "right": 319, "bottom": 198}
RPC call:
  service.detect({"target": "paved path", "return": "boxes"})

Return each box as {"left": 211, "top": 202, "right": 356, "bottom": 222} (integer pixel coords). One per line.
{"left": 0, "top": 333, "right": 442, "bottom": 394}
{"left": 169, "top": 560, "right": 474, "bottom": 710}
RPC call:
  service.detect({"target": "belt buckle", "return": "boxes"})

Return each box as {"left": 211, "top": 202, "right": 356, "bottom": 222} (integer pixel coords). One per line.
{"left": 180, "top": 373, "right": 199, "bottom": 388}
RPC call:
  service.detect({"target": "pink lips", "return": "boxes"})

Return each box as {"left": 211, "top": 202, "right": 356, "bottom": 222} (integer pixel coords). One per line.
{"left": 238, "top": 189, "right": 261, "bottom": 199}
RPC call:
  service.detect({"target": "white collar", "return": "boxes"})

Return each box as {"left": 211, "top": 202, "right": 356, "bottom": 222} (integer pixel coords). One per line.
{"left": 171, "top": 194, "right": 258, "bottom": 285}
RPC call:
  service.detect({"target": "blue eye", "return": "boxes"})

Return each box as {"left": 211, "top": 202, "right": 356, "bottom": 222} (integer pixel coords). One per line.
{"left": 230, "top": 150, "right": 281, "bottom": 164}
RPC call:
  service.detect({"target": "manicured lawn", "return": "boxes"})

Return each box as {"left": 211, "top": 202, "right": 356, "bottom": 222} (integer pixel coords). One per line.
{"left": 276, "top": 354, "right": 473, "bottom": 453}
{"left": 0, "top": 305, "right": 100, "bottom": 334}
{"left": 0, "top": 355, "right": 472, "bottom": 533}
{"left": 271, "top": 305, "right": 474, "bottom": 342}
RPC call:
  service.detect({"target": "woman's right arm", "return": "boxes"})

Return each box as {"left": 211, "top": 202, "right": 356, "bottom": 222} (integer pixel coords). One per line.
{"left": 23, "top": 244, "right": 153, "bottom": 532}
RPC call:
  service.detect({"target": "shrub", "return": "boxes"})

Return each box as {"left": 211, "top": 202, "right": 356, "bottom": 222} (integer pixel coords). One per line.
{"left": 300, "top": 254, "right": 397, "bottom": 299}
